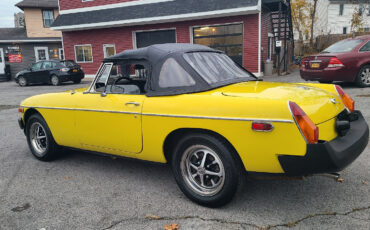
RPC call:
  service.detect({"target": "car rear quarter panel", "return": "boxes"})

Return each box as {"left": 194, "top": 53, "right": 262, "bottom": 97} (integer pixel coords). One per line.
{"left": 139, "top": 94, "right": 307, "bottom": 173}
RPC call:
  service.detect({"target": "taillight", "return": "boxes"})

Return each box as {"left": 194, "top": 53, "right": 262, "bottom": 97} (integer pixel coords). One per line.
{"left": 301, "top": 58, "right": 306, "bottom": 66}
{"left": 60, "top": 68, "right": 69, "bottom": 72}
{"left": 289, "top": 101, "right": 319, "bottom": 144}
{"left": 335, "top": 85, "right": 355, "bottom": 112}
{"left": 327, "top": 57, "right": 344, "bottom": 68}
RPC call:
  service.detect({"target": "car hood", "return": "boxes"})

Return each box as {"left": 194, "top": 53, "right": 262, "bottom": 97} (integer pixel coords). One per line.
{"left": 214, "top": 81, "right": 345, "bottom": 124}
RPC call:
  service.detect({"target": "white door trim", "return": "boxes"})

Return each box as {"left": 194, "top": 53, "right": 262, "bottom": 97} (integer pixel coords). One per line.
{"left": 34, "top": 46, "right": 49, "bottom": 62}
{"left": 0, "top": 48, "right": 5, "bottom": 75}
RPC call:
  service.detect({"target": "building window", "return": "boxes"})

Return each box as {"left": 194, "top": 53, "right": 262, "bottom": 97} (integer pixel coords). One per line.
{"left": 59, "top": 48, "right": 64, "bottom": 60}
{"left": 42, "top": 10, "right": 54, "bottom": 27}
{"left": 339, "top": 4, "right": 344, "bottom": 16}
{"left": 34, "top": 47, "right": 49, "bottom": 62}
{"left": 103, "top": 44, "right": 116, "bottom": 58}
{"left": 75, "top": 45, "right": 93, "bottom": 63}
{"left": 192, "top": 23, "right": 243, "bottom": 66}
{"left": 135, "top": 29, "right": 176, "bottom": 48}
{"left": 343, "top": 27, "right": 347, "bottom": 34}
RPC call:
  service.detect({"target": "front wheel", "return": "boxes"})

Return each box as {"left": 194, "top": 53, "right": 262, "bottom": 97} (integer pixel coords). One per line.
{"left": 18, "top": 76, "right": 27, "bottom": 87}
{"left": 50, "top": 75, "right": 60, "bottom": 86}
{"left": 171, "top": 134, "right": 241, "bottom": 207}
{"left": 26, "top": 114, "right": 60, "bottom": 161}
{"left": 356, "top": 65, "right": 370, "bottom": 87}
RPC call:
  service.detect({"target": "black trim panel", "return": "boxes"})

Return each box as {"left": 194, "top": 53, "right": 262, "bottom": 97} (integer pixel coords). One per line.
{"left": 278, "top": 111, "right": 369, "bottom": 176}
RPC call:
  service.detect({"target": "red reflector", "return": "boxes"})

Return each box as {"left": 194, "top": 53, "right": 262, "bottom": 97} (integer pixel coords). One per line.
{"left": 18, "top": 107, "right": 24, "bottom": 113}
{"left": 252, "top": 122, "right": 273, "bottom": 131}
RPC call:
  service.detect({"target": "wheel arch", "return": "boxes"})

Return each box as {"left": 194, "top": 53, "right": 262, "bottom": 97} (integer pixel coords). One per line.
{"left": 24, "top": 108, "right": 42, "bottom": 128}
{"left": 162, "top": 128, "right": 245, "bottom": 171}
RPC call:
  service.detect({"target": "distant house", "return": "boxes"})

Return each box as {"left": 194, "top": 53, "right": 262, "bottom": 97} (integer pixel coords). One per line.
{"left": 51, "top": 0, "right": 294, "bottom": 77}
{"left": 0, "top": 0, "right": 62, "bottom": 80}
{"left": 294, "top": 0, "right": 370, "bottom": 40}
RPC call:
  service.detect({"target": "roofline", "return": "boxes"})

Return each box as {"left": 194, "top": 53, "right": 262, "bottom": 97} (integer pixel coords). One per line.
{"left": 59, "top": 0, "right": 174, "bottom": 15}
{"left": 0, "top": 39, "right": 62, "bottom": 43}
{"left": 51, "top": 6, "right": 260, "bottom": 32}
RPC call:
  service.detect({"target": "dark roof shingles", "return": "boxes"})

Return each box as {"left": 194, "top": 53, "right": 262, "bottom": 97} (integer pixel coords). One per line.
{"left": 52, "top": 0, "right": 258, "bottom": 28}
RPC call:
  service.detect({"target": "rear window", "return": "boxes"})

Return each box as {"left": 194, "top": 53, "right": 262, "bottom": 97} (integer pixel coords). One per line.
{"left": 62, "top": 60, "right": 78, "bottom": 68}
{"left": 322, "top": 39, "right": 364, "bottom": 53}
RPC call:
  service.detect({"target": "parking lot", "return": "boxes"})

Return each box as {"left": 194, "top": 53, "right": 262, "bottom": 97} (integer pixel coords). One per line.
{"left": 0, "top": 72, "right": 369, "bottom": 230}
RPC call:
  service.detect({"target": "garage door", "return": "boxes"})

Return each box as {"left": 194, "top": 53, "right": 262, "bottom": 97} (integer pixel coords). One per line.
{"left": 136, "top": 30, "right": 176, "bottom": 48}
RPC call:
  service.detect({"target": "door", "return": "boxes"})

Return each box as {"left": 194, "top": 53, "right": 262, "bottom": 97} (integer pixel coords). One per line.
{"left": 26, "top": 62, "right": 47, "bottom": 83}
{"left": 0, "top": 48, "right": 5, "bottom": 75}
{"left": 34, "top": 47, "right": 49, "bottom": 62}
{"left": 74, "top": 63, "right": 145, "bottom": 155}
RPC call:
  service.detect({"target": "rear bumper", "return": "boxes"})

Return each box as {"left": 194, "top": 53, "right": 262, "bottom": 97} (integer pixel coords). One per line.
{"left": 278, "top": 111, "right": 369, "bottom": 176}
{"left": 300, "top": 67, "right": 354, "bottom": 82}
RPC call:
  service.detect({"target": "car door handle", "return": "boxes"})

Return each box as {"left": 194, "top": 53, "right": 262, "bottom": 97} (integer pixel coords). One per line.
{"left": 125, "top": 102, "right": 140, "bottom": 106}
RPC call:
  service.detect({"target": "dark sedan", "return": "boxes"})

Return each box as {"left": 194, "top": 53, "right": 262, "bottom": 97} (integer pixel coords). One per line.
{"left": 15, "top": 60, "right": 85, "bottom": 86}
{"left": 300, "top": 35, "right": 370, "bottom": 87}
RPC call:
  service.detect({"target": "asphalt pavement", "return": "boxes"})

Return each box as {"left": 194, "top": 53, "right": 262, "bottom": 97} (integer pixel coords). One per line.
{"left": 0, "top": 72, "right": 369, "bottom": 230}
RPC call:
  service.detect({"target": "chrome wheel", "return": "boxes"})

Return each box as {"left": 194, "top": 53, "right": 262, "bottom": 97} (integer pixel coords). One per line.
{"left": 51, "top": 76, "right": 59, "bottom": 86}
{"left": 360, "top": 67, "right": 370, "bottom": 85}
{"left": 180, "top": 145, "right": 225, "bottom": 196}
{"left": 30, "top": 122, "right": 48, "bottom": 157}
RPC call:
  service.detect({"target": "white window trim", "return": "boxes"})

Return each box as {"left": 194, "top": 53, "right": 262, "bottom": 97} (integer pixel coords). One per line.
{"left": 103, "top": 44, "right": 116, "bottom": 58}
{"left": 74, "top": 44, "right": 93, "bottom": 63}
{"left": 132, "top": 28, "right": 177, "bottom": 49}
{"left": 34, "top": 47, "right": 49, "bottom": 62}
{"left": 0, "top": 48, "right": 5, "bottom": 75}
{"left": 58, "top": 48, "right": 65, "bottom": 60}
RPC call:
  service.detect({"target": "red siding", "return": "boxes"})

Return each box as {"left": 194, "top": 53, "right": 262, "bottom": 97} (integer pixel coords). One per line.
{"left": 62, "top": 15, "right": 260, "bottom": 75}
{"left": 59, "top": 0, "right": 137, "bottom": 11}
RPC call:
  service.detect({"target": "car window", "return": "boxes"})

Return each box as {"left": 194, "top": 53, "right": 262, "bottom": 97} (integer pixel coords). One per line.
{"left": 184, "top": 52, "right": 253, "bottom": 84}
{"left": 159, "top": 58, "right": 195, "bottom": 88}
{"left": 31, "top": 62, "right": 43, "bottom": 71}
{"left": 42, "top": 61, "right": 52, "bottom": 69}
{"left": 359, "top": 41, "right": 370, "bottom": 52}
{"left": 51, "top": 62, "right": 57, "bottom": 68}
{"left": 322, "top": 39, "right": 364, "bottom": 53}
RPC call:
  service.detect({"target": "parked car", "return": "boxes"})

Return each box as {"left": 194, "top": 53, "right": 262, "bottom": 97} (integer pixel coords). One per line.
{"left": 18, "top": 44, "right": 369, "bottom": 207}
{"left": 15, "top": 60, "right": 84, "bottom": 86}
{"left": 300, "top": 35, "right": 370, "bottom": 87}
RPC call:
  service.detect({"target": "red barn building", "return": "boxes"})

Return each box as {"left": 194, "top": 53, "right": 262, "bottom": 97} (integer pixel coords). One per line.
{"left": 52, "top": 0, "right": 293, "bottom": 77}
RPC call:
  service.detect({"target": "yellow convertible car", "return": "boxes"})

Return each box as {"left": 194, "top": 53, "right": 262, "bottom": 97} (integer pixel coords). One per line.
{"left": 18, "top": 44, "right": 369, "bottom": 207}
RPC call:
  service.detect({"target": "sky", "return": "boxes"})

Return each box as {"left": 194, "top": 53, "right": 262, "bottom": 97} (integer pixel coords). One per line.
{"left": 0, "top": 0, "right": 22, "bottom": 28}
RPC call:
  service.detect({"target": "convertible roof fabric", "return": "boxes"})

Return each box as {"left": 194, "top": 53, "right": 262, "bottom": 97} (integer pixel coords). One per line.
{"left": 103, "top": 43, "right": 219, "bottom": 64}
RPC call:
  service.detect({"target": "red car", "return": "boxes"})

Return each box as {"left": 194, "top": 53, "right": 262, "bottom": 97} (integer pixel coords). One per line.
{"left": 300, "top": 35, "right": 370, "bottom": 87}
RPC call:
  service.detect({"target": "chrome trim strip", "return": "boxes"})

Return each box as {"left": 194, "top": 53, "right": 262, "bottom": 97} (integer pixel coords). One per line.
{"left": 24, "top": 106, "right": 294, "bottom": 123}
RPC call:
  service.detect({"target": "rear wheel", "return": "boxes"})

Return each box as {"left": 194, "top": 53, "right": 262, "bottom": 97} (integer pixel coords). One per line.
{"left": 73, "top": 78, "right": 81, "bottom": 84}
{"left": 18, "top": 76, "right": 27, "bottom": 87}
{"left": 26, "top": 114, "right": 60, "bottom": 161}
{"left": 356, "top": 65, "right": 370, "bottom": 87}
{"left": 171, "top": 134, "right": 241, "bottom": 207}
{"left": 51, "top": 75, "right": 60, "bottom": 86}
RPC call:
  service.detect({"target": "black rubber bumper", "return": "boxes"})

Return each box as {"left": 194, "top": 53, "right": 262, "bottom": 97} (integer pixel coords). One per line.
{"left": 278, "top": 111, "right": 369, "bottom": 176}
{"left": 18, "top": 117, "right": 24, "bottom": 130}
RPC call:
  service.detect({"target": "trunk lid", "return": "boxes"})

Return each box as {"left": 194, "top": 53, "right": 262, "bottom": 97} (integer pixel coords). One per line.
{"left": 303, "top": 54, "right": 336, "bottom": 70}
{"left": 215, "top": 81, "right": 344, "bottom": 124}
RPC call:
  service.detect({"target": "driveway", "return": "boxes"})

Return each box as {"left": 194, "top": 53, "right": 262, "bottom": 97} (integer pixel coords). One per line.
{"left": 0, "top": 75, "right": 369, "bottom": 230}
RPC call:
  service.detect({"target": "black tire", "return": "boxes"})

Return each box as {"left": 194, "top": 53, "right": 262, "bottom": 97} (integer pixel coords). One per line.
{"left": 355, "top": 65, "right": 370, "bottom": 87}
{"left": 171, "top": 133, "right": 241, "bottom": 207}
{"left": 18, "top": 76, "right": 27, "bottom": 87}
{"left": 319, "top": 80, "right": 333, "bottom": 84}
{"left": 73, "top": 78, "right": 81, "bottom": 84}
{"left": 25, "top": 114, "right": 60, "bottom": 161}
{"left": 50, "top": 75, "right": 60, "bottom": 86}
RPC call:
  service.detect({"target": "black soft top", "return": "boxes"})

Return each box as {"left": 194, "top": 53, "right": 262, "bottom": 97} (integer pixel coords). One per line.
{"left": 102, "top": 43, "right": 255, "bottom": 97}
{"left": 103, "top": 43, "right": 219, "bottom": 64}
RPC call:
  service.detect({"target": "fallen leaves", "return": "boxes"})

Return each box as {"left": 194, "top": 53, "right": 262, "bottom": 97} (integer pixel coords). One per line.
{"left": 164, "top": 223, "right": 178, "bottom": 230}
{"left": 65, "top": 176, "right": 72, "bottom": 180}
{"left": 146, "top": 215, "right": 161, "bottom": 220}
{"left": 337, "top": 178, "right": 344, "bottom": 183}
{"left": 362, "top": 180, "right": 368, "bottom": 185}
{"left": 11, "top": 203, "right": 31, "bottom": 212}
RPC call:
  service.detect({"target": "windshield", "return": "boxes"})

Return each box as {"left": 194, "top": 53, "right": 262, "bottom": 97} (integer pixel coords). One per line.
{"left": 322, "top": 39, "right": 363, "bottom": 53}
{"left": 183, "top": 52, "right": 254, "bottom": 84}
